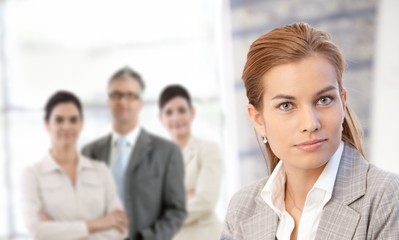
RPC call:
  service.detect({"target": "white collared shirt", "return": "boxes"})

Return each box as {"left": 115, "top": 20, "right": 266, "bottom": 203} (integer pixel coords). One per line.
{"left": 110, "top": 126, "right": 141, "bottom": 168}
{"left": 21, "top": 153, "right": 126, "bottom": 240}
{"left": 261, "top": 141, "right": 344, "bottom": 240}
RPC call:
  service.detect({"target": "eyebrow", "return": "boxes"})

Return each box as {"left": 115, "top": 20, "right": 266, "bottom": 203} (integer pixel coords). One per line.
{"left": 271, "top": 85, "right": 337, "bottom": 100}
{"left": 54, "top": 114, "right": 79, "bottom": 118}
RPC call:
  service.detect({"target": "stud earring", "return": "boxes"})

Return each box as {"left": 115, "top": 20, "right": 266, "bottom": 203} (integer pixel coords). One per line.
{"left": 262, "top": 136, "right": 268, "bottom": 144}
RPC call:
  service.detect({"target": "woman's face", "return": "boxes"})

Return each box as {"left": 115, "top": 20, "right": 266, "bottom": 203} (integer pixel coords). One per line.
{"left": 46, "top": 102, "right": 83, "bottom": 148}
{"left": 249, "top": 55, "right": 346, "bottom": 174}
{"left": 160, "top": 96, "right": 194, "bottom": 139}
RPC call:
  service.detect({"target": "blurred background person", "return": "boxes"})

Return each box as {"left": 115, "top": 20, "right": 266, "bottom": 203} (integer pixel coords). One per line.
{"left": 82, "top": 68, "right": 186, "bottom": 240}
{"left": 159, "top": 84, "right": 223, "bottom": 240}
{"left": 20, "top": 90, "right": 128, "bottom": 240}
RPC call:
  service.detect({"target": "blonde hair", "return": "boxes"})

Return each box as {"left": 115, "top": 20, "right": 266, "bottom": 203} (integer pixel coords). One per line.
{"left": 242, "top": 23, "right": 365, "bottom": 172}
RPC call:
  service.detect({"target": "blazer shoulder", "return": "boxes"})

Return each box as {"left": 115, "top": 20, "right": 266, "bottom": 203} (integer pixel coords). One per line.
{"left": 367, "top": 164, "right": 399, "bottom": 196}
{"left": 82, "top": 134, "right": 110, "bottom": 151}
{"left": 187, "top": 136, "right": 219, "bottom": 155}
{"left": 144, "top": 129, "right": 179, "bottom": 150}
{"left": 227, "top": 177, "right": 269, "bottom": 218}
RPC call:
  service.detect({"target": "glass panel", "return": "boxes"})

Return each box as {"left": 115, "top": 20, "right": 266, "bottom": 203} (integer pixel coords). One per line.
{"left": 8, "top": 110, "right": 46, "bottom": 237}
{"left": 5, "top": 0, "right": 220, "bottom": 109}
{"left": 4, "top": 0, "right": 225, "bottom": 238}
{"left": 0, "top": 114, "right": 9, "bottom": 238}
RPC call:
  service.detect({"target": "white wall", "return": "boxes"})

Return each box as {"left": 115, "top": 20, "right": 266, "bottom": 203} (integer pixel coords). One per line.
{"left": 371, "top": 0, "right": 399, "bottom": 173}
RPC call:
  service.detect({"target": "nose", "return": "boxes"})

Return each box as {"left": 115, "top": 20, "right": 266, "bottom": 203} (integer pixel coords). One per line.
{"left": 61, "top": 121, "right": 71, "bottom": 130}
{"left": 170, "top": 112, "right": 180, "bottom": 121}
{"left": 300, "top": 107, "right": 320, "bottom": 133}
{"left": 116, "top": 97, "right": 129, "bottom": 104}
{"left": 60, "top": 119, "right": 74, "bottom": 130}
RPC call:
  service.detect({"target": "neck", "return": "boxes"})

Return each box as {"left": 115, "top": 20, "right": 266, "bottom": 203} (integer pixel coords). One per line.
{"left": 173, "top": 133, "right": 191, "bottom": 149}
{"left": 284, "top": 165, "right": 325, "bottom": 208}
{"left": 51, "top": 145, "right": 78, "bottom": 165}
{"left": 114, "top": 120, "right": 137, "bottom": 135}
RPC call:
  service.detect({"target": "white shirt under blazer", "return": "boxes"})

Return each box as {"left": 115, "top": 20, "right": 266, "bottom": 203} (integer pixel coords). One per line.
{"left": 221, "top": 143, "right": 399, "bottom": 240}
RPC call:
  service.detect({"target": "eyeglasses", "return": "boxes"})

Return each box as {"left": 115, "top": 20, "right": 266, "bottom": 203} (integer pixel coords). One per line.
{"left": 109, "top": 91, "right": 141, "bottom": 101}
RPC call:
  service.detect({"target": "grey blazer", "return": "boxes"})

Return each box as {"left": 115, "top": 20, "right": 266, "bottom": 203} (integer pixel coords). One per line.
{"left": 82, "top": 129, "right": 186, "bottom": 240}
{"left": 221, "top": 143, "right": 399, "bottom": 240}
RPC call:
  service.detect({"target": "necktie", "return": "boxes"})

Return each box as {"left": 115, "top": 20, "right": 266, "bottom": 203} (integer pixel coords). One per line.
{"left": 113, "top": 137, "right": 128, "bottom": 205}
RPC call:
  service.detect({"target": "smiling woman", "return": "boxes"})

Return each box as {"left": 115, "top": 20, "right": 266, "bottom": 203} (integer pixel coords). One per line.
{"left": 20, "top": 91, "right": 128, "bottom": 240}
{"left": 158, "top": 85, "right": 223, "bottom": 240}
{"left": 221, "top": 23, "right": 399, "bottom": 240}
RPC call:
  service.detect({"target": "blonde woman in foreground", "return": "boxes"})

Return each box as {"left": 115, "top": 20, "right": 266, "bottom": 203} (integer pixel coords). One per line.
{"left": 221, "top": 23, "right": 399, "bottom": 240}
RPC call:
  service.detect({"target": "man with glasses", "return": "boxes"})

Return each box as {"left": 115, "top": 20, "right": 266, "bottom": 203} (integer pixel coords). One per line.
{"left": 82, "top": 67, "right": 186, "bottom": 240}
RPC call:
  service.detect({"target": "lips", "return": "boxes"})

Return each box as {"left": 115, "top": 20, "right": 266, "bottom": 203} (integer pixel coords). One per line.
{"left": 294, "top": 139, "right": 327, "bottom": 151}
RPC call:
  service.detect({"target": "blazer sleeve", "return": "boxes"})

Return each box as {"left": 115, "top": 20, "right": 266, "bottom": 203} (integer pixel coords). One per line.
{"left": 20, "top": 167, "right": 89, "bottom": 240}
{"left": 139, "top": 144, "right": 187, "bottom": 240}
{"left": 220, "top": 194, "right": 241, "bottom": 240}
{"left": 185, "top": 141, "right": 222, "bottom": 224}
{"left": 370, "top": 176, "right": 399, "bottom": 239}
{"left": 90, "top": 163, "right": 127, "bottom": 240}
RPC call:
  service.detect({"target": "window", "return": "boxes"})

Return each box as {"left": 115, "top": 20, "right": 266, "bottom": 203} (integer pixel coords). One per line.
{"left": 1, "top": 0, "right": 233, "bottom": 238}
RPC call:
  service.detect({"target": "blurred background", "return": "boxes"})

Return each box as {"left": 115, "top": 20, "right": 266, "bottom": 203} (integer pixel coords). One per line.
{"left": 0, "top": 0, "right": 398, "bottom": 239}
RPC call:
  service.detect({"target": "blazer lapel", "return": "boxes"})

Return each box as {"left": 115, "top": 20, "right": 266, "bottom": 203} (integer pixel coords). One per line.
{"left": 127, "top": 129, "right": 152, "bottom": 171}
{"left": 316, "top": 143, "right": 368, "bottom": 239}
{"left": 242, "top": 193, "right": 279, "bottom": 240}
{"left": 317, "top": 200, "right": 360, "bottom": 239}
{"left": 183, "top": 136, "right": 196, "bottom": 166}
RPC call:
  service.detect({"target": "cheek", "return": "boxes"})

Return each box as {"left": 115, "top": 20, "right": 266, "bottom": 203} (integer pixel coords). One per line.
{"left": 324, "top": 108, "right": 345, "bottom": 131}
{"left": 265, "top": 121, "right": 291, "bottom": 152}
{"left": 75, "top": 124, "right": 83, "bottom": 133}
{"left": 161, "top": 116, "right": 174, "bottom": 128}
{"left": 181, "top": 114, "right": 191, "bottom": 124}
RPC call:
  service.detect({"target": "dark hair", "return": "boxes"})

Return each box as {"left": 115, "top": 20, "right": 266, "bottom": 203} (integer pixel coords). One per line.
{"left": 158, "top": 84, "right": 192, "bottom": 110}
{"left": 44, "top": 90, "right": 83, "bottom": 121}
{"left": 109, "top": 66, "right": 145, "bottom": 91}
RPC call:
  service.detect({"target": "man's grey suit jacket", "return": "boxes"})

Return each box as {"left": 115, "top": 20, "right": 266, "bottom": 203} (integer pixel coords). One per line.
{"left": 221, "top": 143, "right": 399, "bottom": 239}
{"left": 82, "top": 129, "right": 186, "bottom": 240}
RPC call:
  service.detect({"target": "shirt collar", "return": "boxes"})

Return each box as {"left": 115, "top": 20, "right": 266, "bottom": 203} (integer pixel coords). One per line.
{"left": 261, "top": 140, "right": 344, "bottom": 214}
{"left": 313, "top": 141, "right": 344, "bottom": 195}
{"left": 261, "top": 160, "right": 286, "bottom": 215}
{"left": 40, "top": 152, "right": 94, "bottom": 174}
{"left": 112, "top": 125, "right": 141, "bottom": 146}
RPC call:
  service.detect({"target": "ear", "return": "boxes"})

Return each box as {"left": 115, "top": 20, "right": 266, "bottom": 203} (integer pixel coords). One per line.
{"left": 137, "top": 100, "right": 144, "bottom": 111}
{"left": 190, "top": 106, "right": 196, "bottom": 120}
{"left": 247, "top": 103, "right": 266, "bottom": 136}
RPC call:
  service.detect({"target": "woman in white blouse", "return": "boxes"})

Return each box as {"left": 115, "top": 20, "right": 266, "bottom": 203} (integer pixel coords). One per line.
{"left": 21, "top": 90, "right": 127, "bottom": 240}
{"left": 158, "top": 85, "right": 222, "bottom": 240}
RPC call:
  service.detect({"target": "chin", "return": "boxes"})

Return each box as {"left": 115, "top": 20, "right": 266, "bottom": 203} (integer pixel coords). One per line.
{"left": 60, "top": 140, "right": 75, "bottom": 147}
{"left": 172, "top": 131, "right": 187, "bottom": 138}
{"left": 304, "top": 156, "right": 330, "bottom": 169}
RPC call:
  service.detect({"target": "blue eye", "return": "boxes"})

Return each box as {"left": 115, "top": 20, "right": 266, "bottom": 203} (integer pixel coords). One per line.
{"left": 279, "top": 102, "right": 293, "bottom": 111}
{"left": 317, "top": 96, "right": 333, "bottom": 105}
